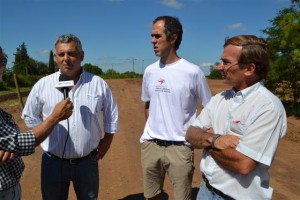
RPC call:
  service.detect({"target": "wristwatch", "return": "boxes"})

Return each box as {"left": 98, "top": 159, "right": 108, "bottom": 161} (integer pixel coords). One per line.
{"left": 212, "top": 134, "right": 221, "bottom": 150}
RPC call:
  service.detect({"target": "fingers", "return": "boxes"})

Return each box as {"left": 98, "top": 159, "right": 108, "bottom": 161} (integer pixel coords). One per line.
{"left": 65, "top": 101, "right": 73, "bottom": 113}
{"left": 62, "top": 99, "right": 73, "bottom": 116}
{"left": 95, "top": 148, "right": 108, "bottom": 160}
{"left": 0, "top": 150, "right": 15, "bottom": 164}
{"left": 215, "top": 135, "right": 240, "bottom": 150}
{"left": 52, "top": 99, "right": 74, "bottom": 120}
{"left": 66, "top": 99, "right": 73, "bottom": 110}
{"left": 229, "top": 140, "right": 239, "bottom": 148}
{"left": 207, "top": 128, "right": 214, "bottom": 134}
{"left": 227, "top": 136, "right": 239, "bottom": 148}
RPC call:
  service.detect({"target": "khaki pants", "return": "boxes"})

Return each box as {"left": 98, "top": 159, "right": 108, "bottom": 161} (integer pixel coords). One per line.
{"left": 141, "top": 141, "right": 194, "bottom": 200}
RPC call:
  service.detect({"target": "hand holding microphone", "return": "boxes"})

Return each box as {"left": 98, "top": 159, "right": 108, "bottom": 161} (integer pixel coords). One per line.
{"left": 32, "top": 98, "right": 74, "bottom": 146}
{"left": 50, "top": 98, "right": 73, "bottom": 122}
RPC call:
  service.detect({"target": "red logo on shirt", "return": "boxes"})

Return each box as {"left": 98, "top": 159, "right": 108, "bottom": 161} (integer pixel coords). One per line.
{"left": 158, "top": 78, "right": 165, "bottom": 85}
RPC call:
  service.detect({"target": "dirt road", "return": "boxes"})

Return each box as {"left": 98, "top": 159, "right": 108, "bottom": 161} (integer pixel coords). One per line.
{"left": 3, "top": 78, "right": 299, "bottom": 200}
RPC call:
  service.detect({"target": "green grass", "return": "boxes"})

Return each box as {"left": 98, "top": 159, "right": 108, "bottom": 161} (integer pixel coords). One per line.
{"left": 0, "top": 87, "right": 31, "bottom": 95}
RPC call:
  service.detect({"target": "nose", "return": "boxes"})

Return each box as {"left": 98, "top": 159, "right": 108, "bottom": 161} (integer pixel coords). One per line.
{"left": 216, "top": 63, "right": 224, "bottom": 71}
{"left": 151, "top": 39, "right": 155, "bottom": 44}
{"left": 63, "top": 53, "right": 71, "bottom": 62}
{"left": 151, "top": 36, "right": 157, "bottom": 44}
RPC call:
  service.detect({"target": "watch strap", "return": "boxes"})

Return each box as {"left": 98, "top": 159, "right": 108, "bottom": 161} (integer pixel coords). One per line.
{"left": 212, "top": 134, "right": 221, "bottom": 149}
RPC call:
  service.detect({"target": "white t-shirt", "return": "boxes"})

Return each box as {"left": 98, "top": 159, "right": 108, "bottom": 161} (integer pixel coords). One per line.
{"left": 192, "top": 81, "right": 287, "bottom": 200}
{"left": 140, "top": 58, "right": 212, "bottom": 142}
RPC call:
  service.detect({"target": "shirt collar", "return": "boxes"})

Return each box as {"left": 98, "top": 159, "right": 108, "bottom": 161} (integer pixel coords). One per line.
{"left": 231, "top": 81, "right": 264, "bottom": 102}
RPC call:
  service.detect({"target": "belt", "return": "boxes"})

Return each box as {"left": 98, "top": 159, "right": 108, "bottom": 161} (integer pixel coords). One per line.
{"left": 149, "top": 138, "right": 185, "bottom": 147}
{"left": 45, "top": 150, "right": 97, "bottom": 164}
{"left": 202, "top": 174, "right": 232, "bottom": 199}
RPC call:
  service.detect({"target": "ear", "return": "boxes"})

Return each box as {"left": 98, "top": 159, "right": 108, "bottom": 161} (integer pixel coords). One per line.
{"left": 80, "top": 51, "right": 84, "bottom": 61}
{"left": 244, "top": 63, "right": 255, "bottom": 76}
{"left": 54, "top": 53, "right": 57, "bottom": 63}
{"left": 170, "top": 34, "right": 177, "bottom": 45}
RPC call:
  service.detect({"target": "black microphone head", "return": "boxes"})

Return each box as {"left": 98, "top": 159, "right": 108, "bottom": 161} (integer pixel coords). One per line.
{"left": 56, "top": 74, "right": 74, "bottom": 99}
{"left": 59, "top": 74, "right": 70, "bottom": 81}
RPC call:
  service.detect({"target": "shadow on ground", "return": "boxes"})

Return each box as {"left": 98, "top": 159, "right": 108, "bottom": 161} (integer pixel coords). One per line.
{"left": 118, "top": 188, "right": 199, "bottom": 200}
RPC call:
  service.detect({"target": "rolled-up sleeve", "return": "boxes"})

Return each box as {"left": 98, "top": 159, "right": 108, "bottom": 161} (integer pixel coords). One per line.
{"left": 0, "top": 110, "right": 35, "bottom": 156}
{"left": 103, "top": 83, "right": 119, "bottom": 134}
{"left": 17, "top": 131, "right": 35, "bottom": 156}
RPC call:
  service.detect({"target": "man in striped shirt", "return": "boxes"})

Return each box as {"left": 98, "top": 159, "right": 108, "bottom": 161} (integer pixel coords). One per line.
{"left": 22, "top": 34, "right": 119, "bottom": 200}
{"left": 0, "top": 46, "right": 73, "bottom": 199}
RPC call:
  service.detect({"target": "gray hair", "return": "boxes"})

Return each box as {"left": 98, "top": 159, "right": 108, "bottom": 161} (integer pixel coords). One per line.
{"left": 54, "top": 34, "right": 83, "bottom": 52}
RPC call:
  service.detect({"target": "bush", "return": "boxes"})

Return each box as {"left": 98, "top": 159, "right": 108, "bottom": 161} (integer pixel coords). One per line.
{"left": 208, "top": 69, "right": 222, "bottom": 79}
{"left": 3, "top": 72, "right": 41, "bottom": 88}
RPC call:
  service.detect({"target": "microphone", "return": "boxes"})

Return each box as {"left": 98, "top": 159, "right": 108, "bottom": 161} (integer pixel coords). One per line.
{"left": 55, "top": 74, "right": 74, "bottom": 99}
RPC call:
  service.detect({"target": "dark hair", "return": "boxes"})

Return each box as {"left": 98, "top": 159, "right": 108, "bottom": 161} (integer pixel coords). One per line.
{"left": 224, "top": 35, "right": 270, "bottom": 80}
{"left": 54, "top": 34, "right": 83, "bottom": 52}
{"left": 153, "top": 16, "right": 183, "bottom": 50}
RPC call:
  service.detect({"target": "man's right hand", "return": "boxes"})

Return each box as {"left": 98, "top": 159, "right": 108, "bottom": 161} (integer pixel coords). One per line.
{"left": 214, "top": 135, "right": 239, "bottom": 150}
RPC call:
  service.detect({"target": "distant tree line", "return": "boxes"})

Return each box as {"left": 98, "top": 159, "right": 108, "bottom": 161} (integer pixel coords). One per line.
{"left": 1, "top": 43, "right": 142, "bottom": 89}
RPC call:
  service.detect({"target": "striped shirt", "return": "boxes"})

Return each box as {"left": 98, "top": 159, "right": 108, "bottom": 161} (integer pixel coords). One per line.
{"left": 21, "top": 70, "right": 119, "bottom": 159}
{"left": 0, "top": 109, "right": 35, "bottom": 191}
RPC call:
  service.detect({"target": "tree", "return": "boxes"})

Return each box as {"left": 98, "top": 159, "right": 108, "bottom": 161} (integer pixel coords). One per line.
{"left": 208, "top": 63, "right": 222, "bottom": 79}
{"left": 28, "top": 58, "right": 48, "bottom": 75}
{"left": 82, "top": 63, "right": 103, "bottom": 75}
{"left": 106, "top": 69, "right": 118, "bottom": 76}
{"left": 262, "top": 0, "right": 300, "bottom": 115}
{"left": 49, "top": 50, "right": 55, "bottom": 73}
{"left": 13, "top": 43, "right": 30, "bottom": 74}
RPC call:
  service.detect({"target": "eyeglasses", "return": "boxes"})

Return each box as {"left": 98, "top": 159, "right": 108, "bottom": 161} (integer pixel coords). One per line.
{"left": 218, "top": 61, "right": 239, "bottom": 78}
{"left": 1, "top": 57, "right": 7, "bottom": 66}
{"left": 219, "top": 61, "right": 239, "bottom": 69}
